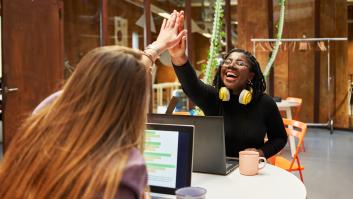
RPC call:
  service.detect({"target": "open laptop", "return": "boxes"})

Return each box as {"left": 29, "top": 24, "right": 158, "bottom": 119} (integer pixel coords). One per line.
{"left": 145, "top": 123, "right": 194, "bottom": 198}
{"left": 148, "top": 114, "right": 238, "bottom": 175}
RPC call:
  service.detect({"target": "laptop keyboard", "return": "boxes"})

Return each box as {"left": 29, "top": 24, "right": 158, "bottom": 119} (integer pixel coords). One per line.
{"left": 226, "top": 159, "right": 239, "bottom": 170}
{"left": 226, "top": 163, "right": 234, "bottom": 169}
{"left": 151, "top": 195, "right": 175, "bottom": 199}
{"left": 152, "top": 196, "right": 168, "bottom": 199}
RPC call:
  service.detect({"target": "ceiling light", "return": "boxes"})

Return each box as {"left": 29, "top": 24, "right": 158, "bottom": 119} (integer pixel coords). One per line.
{"left": 158, "top": 12, "right": 171, "bottom": 19}
{"left": 202, "top": 33, "right": 212, "bottom": 38}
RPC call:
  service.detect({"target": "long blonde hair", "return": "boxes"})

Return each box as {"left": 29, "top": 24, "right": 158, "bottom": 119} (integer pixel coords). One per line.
{"left": 0, "top": 46, "right": 150, "bottom": 199}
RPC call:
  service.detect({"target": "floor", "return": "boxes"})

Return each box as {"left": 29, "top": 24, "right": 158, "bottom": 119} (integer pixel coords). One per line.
{"left": 290, "top": 128, "right": 353, "bottom": 199}
{"left": 0, "top": 128, "right": 353, "bottom": 198}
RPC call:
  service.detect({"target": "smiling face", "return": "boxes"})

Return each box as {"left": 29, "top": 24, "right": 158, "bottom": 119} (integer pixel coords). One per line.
{"left": 220, "top": 52, "right": 255, "bottom": 94}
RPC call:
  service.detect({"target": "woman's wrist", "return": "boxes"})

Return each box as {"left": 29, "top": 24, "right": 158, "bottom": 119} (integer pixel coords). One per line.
{"left": 143, "top": 48, "right": 159, "bottom": 62}
{"left": 171, "top": 54, "right": 188, "bottom": 66}
{"left": 149, "top": 41, "right": 167, "bottom": 54}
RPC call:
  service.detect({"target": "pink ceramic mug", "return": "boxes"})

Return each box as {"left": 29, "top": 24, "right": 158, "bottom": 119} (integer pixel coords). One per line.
{"left": 239, "top": 150, "right": 267, "bottom": 176}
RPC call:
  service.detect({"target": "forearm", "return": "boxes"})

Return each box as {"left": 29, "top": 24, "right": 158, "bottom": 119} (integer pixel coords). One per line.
{"left": 260, "top": 138, "right": 287, "bottom": 158}
{"left": 172, "top": 61, "right": 218, "bottom": 114}
{"left": 261, "top": 98, "right": 288, "bottom": 158}
{"left": 173, "top": 60, "right": 203, "bottom": 94}
{"left": 171, "top": 53, "right": 188, "bottom": 66}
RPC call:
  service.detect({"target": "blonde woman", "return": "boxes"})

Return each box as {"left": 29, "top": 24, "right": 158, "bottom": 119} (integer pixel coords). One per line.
{"left": 0, "top": 10, "right": 185, "bottom": 199}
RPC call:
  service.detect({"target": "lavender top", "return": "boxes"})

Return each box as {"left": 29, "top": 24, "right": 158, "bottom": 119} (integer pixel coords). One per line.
{"left": 116, "top": 148, "right": 147, "bottom": 199}
{"left": 32, "top": 90, "right": 63, "bottom": 114}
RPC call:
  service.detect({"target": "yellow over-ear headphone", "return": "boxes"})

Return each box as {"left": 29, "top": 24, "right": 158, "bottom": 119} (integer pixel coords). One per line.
{"left": 219, "top": 86, "right": 253, "bottom": 105}
{"left": 239, "top": 87, "right": 253, "bottom": 105}
{"left": 219, "top": 87, "right": 230, "bottom": 101}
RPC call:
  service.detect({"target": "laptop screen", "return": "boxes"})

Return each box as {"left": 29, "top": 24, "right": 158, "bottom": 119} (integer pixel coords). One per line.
{"left": 145, "top": 123, "right": 194, "bottom": 195}
{"left": 148, "top": 114, "right": 231, "bottom": 175}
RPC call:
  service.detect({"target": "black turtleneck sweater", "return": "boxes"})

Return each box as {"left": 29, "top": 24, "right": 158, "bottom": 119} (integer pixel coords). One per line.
{"left": 173, "top": 61, "right": 287, "bottom": 158}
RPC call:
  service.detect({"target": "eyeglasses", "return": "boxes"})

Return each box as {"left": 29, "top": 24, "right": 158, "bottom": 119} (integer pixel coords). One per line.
{"left": 222, "top": 59, "right": 249, "bottom": 69}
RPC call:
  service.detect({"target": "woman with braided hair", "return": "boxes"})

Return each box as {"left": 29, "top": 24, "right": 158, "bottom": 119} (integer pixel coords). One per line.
{"left": 168, "top": 11, "right": 287, "bottom": 159}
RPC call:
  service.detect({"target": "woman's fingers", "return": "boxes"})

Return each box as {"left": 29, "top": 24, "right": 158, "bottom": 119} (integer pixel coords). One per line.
{"left": 168, "top": 30, "right": 186, "bottom": 49}
{"left": 178, "top": 14, "right": 184, "bottom": 33}
{"left": 173, "top": 14, "right": 179, "bottom": 32}
{"left": 176, "top": 11, "right": 184, "bottom": 33}
{"left": 169, "top": 10, "right": 177, "bottom": 28}
{"left": 165, "top": 10, "right": 176, "bottom": 28}
{"left": 180, "top": 35, "right": 187, "bottom": 49}
{"left": 160, "top": 19, "right": 166, "bottom": 31}
{"left": 174, "top": 29, "right": 186, "bottom": 44}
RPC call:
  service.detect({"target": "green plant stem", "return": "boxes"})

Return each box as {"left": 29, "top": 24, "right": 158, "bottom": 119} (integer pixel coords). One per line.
{"left": 264, "top": 0, "right": 286, "bottom": 77}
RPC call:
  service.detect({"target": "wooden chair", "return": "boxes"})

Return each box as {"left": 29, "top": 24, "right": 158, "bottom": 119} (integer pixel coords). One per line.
{"left": 273, "top": 118, "right": 307, "bottom": 182}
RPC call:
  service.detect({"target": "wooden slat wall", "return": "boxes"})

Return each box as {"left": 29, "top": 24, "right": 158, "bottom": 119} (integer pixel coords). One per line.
{"left": 238, "top": 0, "right": 350, "bottom": 129}
{"left": 317, "top": 0, "right": 348, "bottom": 128}
{"left": 63, "top": 0, "right": 100, "bottom": 72}
{"left": 324, "top": 0, "right": 348, "bottom": 128}
{"left": 288, "top": 0, "right": 315, "bottom": 122}
{"left": 348, "top": 5, "right": 353, "bottom": 128}
{"left": 318, "top": 1, "right": 331, "bottom": 125}
{"left": 273, "top": 0, "right": 289, "bottom": 101}
{"left": 237, "top": 0, "right": 270, "bottom": 72}
{"left": 348, "top": 5, "right": 353, "bottom": 76}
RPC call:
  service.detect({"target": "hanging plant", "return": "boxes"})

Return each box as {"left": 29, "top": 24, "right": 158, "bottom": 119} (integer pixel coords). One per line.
{"left": 202, "top": 0, "right": 225, "bottom": 85}
{"left": 192, "top": 0, "right": 285, "bottom": 115}
{"left": 263, "top": 0, "right": 286, "bottom": 77}
{"left": 191, "top": 0, "right": 224, "bottom": 116}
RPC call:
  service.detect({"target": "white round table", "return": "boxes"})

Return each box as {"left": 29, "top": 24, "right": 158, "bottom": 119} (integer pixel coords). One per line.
{"left": 192, "top": 164, "right": 306, "bottom": 199}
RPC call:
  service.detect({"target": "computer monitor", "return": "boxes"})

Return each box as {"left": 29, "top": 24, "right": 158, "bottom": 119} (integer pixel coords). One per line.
{"left": 145, "top": 123, "right": 194, "bottom": 195}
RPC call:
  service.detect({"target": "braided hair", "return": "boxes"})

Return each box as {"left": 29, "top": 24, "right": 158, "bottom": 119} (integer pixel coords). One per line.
{"left": 213, "top": 48, "right": 266, "bottom": 103}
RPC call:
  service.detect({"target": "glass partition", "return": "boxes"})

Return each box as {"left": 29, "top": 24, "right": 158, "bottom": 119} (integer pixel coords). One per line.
{"left": 151, "top": 0, "right": 185, "bottom": 113}
{"left": 190, "top": 0, "right": 215, "bottom": 76}
{"left": 62, "top": 0, "right": 240, "bottom": 115}
{"left": 63, "top": 0, "right": 101, "bottom": 78}
{"left": 106, "top": 0, "right": 145, "bottom": 49}
{"left": 150, "top": 0, "right": 238, "bottom": 114}
{"left": 230, "top": 1, "right": 237, "bottom": 49}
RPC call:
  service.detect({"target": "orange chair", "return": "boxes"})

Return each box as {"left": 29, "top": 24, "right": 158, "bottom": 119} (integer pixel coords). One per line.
{"left": 286, "top": 97, "right": 306, "bottom": 152}
{"left": 274, "top": 118, "right": 307, "bottom": 182}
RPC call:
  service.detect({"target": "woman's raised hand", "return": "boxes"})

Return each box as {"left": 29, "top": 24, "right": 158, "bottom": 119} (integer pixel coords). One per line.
{"left": 152, "top": 10, "right": 186, "bottom": 54}
{"left": 168, "top": 11, "right": 188, "bottom": 65}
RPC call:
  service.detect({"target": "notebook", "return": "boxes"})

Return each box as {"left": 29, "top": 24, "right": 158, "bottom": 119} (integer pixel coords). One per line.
{"left": 145, "top": 123, "right": 194, "bottom": 198}
{"left": 148, "top": 114, "right": 238, "bottom": 175}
